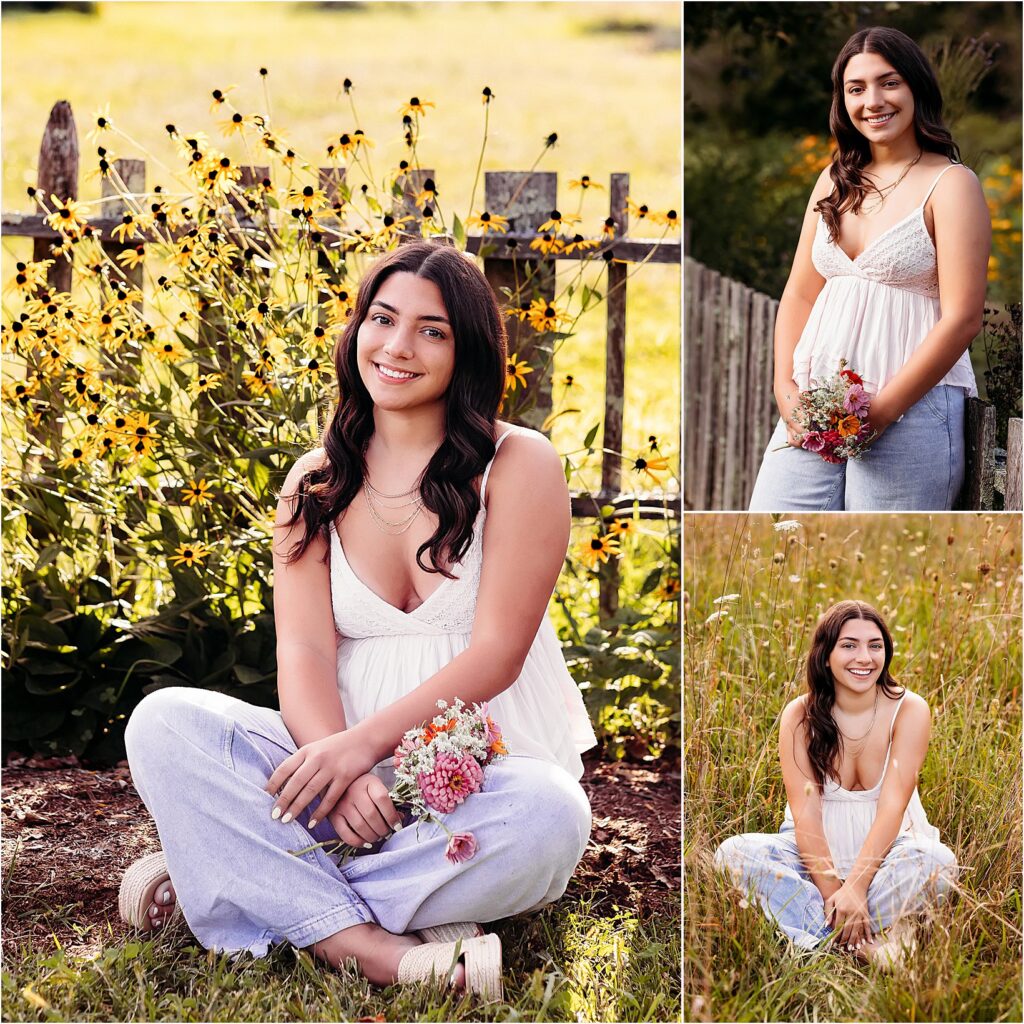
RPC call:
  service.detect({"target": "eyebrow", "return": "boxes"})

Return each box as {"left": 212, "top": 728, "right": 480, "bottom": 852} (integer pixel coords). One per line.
{"left": 845, "top": 71, "right": 901, "bottom": 85}
{"left": 371, "top": 299, "right": 450, "bottom": 325}
{"left": 838, "top": 633, "right": 884, "bottom": 642}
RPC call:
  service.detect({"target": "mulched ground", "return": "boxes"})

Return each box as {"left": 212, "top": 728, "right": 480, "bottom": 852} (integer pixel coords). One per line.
{"left": 1, "top": 748, "right": 680, "bottom": 961}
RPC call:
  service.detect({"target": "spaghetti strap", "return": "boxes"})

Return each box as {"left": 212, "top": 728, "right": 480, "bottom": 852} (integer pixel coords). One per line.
{"left": 920, "top": 163, "right": 958, "bottom": 207}
{"left": 887, "top": 692, "right": 908, "bottom": 743}
{"left": 480, "top": 428, "right": 518, "bottom": 507}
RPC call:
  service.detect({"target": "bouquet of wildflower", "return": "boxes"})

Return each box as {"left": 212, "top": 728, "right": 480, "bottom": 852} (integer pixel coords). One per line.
{"left": 780, "top": 360, "right": 875, "bottom": 463}
{"left": 294, "top": 699, "right": 507, "bottom": 865}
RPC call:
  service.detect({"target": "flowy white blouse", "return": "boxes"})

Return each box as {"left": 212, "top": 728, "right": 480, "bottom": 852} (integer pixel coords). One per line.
{"left": 791, "top": 163, "right": 977, "bottom": 398}
{"left": 329, "top": 427, "right": 598, "bottom": 779}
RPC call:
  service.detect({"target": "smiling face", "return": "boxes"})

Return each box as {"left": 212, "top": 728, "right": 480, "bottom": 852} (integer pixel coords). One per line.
{"left": 843, "top": 51, "right": 917, "bottom": 147}
{"left": 828, "top": 617, "right": 886, "bottom": 694}
{"left": 355, "top": 271, "right": 455, "bottom": 412}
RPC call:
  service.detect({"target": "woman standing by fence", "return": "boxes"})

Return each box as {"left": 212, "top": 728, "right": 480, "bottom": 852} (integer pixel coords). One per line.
{"left": 748, "top": 26, "right": 990, "bottom": 512}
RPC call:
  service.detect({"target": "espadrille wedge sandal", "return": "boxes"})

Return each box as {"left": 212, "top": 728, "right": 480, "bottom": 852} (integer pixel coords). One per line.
{"left": 416, "top": 921, "right": 484, "bottom": 943}
{"left": 118, "top": 851, "right": 182, "bottom": 931}
{"left": 397, "top": 933, "right": 503, "bottom": 1000}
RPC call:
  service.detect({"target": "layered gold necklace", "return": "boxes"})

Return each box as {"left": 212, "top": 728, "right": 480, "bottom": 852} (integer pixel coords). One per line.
{"left": 861, "top": 150, "right": 923, "bottom": 214}
{"left": 362, "top": 477, "right": 425, "bottom": 535}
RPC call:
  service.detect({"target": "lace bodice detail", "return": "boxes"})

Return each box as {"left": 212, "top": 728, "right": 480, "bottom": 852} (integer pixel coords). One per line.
{"left": 812, "top": 208, "right": 941, "bottom": 299}
{"left": 330, "top": 509, "right": 484, "bottom": 638}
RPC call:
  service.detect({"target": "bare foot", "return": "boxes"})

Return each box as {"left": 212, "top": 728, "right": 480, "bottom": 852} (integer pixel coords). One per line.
{"left": 142, "top": 878, "right": 176, "bottom": 931}
{"left": 310, "top": 924, "right": 467, "bottom": 989}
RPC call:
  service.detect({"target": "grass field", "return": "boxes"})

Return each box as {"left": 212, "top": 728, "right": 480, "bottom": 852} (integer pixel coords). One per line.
{"left": 684, "top": 513, "right": 1022, "bottom": 1023}
{"left": 2, "top": 899, "right": 680, "bottom": 1023}
{"left": 1, "top": 1, "right": 681, "bottom": 468}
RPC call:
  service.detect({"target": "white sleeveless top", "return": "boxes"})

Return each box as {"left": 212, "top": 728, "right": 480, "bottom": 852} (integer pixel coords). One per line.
{"left": 782, "top": 693, "right": 940, "bottom": 880}
{"left": 330, "top": 426, "right": 598, "bottom": 779}
{"left": 792, "top": 163, "right": 978, "bottom": 397}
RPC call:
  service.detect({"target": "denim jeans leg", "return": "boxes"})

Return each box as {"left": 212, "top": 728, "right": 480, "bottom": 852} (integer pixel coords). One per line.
{"left": 846, "top": 385, "right": 966, "bottom": 511}
{"left": 126, "top": 689, "right": 592, "bottom": 953}
{"left": 748, "top": 418, "right": 847, "bottom": 512}
{"left": 865, "top": 836, "right": 959, "bottom": 932}
{"left": 714, "top": 831, "right": 832, "bottom": 949}
{"left": 125, "top": 687, "right": 374, "bottom": 956}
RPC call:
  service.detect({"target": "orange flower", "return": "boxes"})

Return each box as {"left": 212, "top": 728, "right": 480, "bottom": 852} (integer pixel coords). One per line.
{"left": 837, "top": 415, "right": 862, "bottom": 438}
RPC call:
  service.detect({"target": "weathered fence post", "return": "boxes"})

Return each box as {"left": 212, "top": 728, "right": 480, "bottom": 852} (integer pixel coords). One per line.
{"left": 958, "top": 398, "right": 996, "bottom": 510}
{"left": 1006, "top": 417, "right": 1022, "bottom": 510}
{"left": 483, "top": 171, "right": 557, "bottom": 430}
{"left": 35, "top": 101, "right": 78, "bottom": 295}
{"left": 102, "top": 158, "right": 145, "bottom": 311}
{"left": 600, "top": 174, "right": 629, "bottom": 620}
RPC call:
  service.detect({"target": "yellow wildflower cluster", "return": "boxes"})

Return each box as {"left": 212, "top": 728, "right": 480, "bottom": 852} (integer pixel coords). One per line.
{"left": 982, "top": 160, "right": 1022, "bottom": 288}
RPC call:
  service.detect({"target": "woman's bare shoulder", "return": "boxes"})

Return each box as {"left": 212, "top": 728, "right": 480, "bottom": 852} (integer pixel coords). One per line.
{"left": 780, "top": 694, "right": 809, "bottom": 730}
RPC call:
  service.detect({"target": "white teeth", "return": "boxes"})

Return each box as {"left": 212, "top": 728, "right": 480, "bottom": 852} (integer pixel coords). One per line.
{"left": 376, "top": 363, "right": 417, "bottom": 380}
{"left": 866, "top": 113, "right": 894, "bottom": 124}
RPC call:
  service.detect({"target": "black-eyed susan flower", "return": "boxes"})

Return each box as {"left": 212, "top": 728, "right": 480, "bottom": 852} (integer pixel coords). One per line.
{"left": 2, "top": 375, "right": 41, "bottom": 406}
{"left": 632, "top": 452, "right": 670, "bottom": 486}
{"left": 560, "top": 373, "right": 579, "bottom": 390}
{"left": 657, "top": 577, "right": 681, "bottom": 602}
{"left": 400, "top": 96, "right": 435, "bottom": 117}
{"left": 124, "top": 411, "right": 158, "bottom": 459}
{"left": 505, "top": 353, "right": 533, "bottom": 392}
{"left": 209, "top": 85, "right": 237, "bottom": 113}
{"left": 218, "top": 111, "right": 251, "bottom": 137}
{"left": 650, "top": 208, "right": 679, "bottom": 230}
{"left": 85, "top": 104, "right": 113, "bottom": 144}
{"left": 187, "top": 372, "right": 223, "bottom": 397}
{"left": 370, "top": 213, "right": 415, "bottom": 246}
{"left": 414, "top": 177, "right": 439, "bottom": 208}
{"left": 574, "top": 533, "right": 621, "bottom": 570}
{"left": 171, "top": 540, "right": 212, "bottom": 567}
{"left": 647, "top": 434, "right": 661, "bottom": 452}
{"left": 537, "top": 210, "right": 582, "bottom": 233}
{"left": 45, "top": 195, "right": 90, "bottom": 235}
{"left": 626, "top": 198, "right": 650, "bottom": 220}
{"left": 287, "top": 185, "right": 328, "bottom": 214}
{"left": 148, "top": 335, "right": 186, "bottom": 363}
{"left": 608, "top": 518, "right": 636, "bottom": 537}
{"left": 481, "top": 86, "right": 494, "bottom": 104}
{"left": 297, "top": 356, "right": 329, "bottom": 384}
{"left": 568, "top": 175, "right": 603, "bottom": 191}
{"left": 526, "top": 298, "right": 572, "bottom": 333}
{"left": 564, "top": 234, "right": 600, "bottom": 254}
{"left": 466, "top": 211, "right": 509, "bottom": 234}
{"left": 116, "top": 244, "right": 147, "bottom": 270}
{"left": 529, "top": 233, "right": 564, "bottom": 256}
{"left": 59, "top": 443, "right": 93, "bottom": 469}
{"left": 110, "top": 213, "right": 143, "bottom": 244}
{"left": 5, "top": 260, "right": 53, "bottom": 296}
{"left": 181, "top": 479, "right": 213, "bottom": 506}
{"left": 242, "top": 364, "right": 274, "bottom": 396}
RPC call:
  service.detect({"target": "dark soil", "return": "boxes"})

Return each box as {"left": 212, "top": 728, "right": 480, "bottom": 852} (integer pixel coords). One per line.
{"left": 1, "top": 748, "right": 680, "bottom": 961}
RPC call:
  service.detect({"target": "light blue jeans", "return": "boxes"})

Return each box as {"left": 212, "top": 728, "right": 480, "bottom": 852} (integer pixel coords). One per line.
{"left": 713, "top": 827, "right": 958, "bottom": 949}
{"left": 124, "top": 687, "right": 592, "bottom": 956}
{"left": 748, "top": 384, "right": 967, "bottom": 511}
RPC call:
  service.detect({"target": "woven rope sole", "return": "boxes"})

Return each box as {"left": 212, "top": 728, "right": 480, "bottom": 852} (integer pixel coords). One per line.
{"left": 117, "top": 850, "right": 181, "bottom": 930}
{"left": 397, "top": 933, "right": 503, "bottom": 1000}
{"left": 416, "top": 922, "right": 483, "bottom": 943}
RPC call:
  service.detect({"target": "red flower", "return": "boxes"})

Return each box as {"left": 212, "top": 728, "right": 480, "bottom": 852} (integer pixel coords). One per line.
{"left": 840, "top": 369, "right": 863, "bottom": 386}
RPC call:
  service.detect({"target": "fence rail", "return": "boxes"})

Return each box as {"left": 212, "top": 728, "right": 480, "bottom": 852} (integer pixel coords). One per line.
{"left": 684, "top": 256, "right": 1023, "bottom": 511}
{"left": 3, "top": 101, "right": 681, "bottom": 618}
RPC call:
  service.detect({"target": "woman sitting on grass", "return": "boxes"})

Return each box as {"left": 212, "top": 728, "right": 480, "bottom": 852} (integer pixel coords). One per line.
{"left": 715, "top": 600, "right": 957, "bottom": 964}
{"left": 119, "top": 241, "right": 596, "bottom": 999}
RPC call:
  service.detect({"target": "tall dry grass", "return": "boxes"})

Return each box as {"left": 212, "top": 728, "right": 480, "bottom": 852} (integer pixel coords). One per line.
{"left": 684, "top": 513, "right": 1022, "bottom": 1023}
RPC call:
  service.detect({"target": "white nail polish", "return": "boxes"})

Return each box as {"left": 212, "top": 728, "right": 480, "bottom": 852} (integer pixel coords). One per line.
{"left": 363, "top": 842, "right": 373, "bottom": 849}
{"left": 162, "top": 891, "right": 171, "bottom": 904}
{"left": 281, "top": 812, "right": 292, "bottom": 824}
{"left": 393, "top": 822, "right": 403, "bottom": 831}
{"left": 308, "top": 819, "right": 318, "bottom": 829}
{"left": 150, "top": 906, "right": 158, "bottom": 916}
{"left": 154, "top": 918, "right": 162, "bottom": 928}
{"left": 271, "top": 807, "right": 281, "bottom": 820}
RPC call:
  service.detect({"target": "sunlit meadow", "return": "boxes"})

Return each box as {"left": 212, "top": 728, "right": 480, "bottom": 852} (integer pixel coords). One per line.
{"left": 684, "top": 513, "right": 1022, "bottom": 1023}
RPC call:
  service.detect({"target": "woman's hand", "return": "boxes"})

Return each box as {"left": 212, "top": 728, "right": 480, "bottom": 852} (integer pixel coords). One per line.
{"left": 865, "top": 392, "right": 897, "bottom": 442}
{"left": 326, "top": 772, "right": 404, "bottom": 847}
{"left": 265, "top": 730, "right": 375, "bottom": 825}
{"left": 775, "top": 379, "right": 805, "bottom": 447}
{"left": 824, "top": 882, "right": 872, "bottom": 951}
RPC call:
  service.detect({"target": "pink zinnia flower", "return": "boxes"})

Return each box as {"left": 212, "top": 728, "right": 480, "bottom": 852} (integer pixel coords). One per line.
{"left": 843, "top": 383, "right": 870, "bottom": 417}
{"left": 417, "top": 752, "right": 484, "bottom": 813}
{"left": 802, "top": 431, "right": 825, "bottom": 453}
{"left": 445, "top": 831, "right": 478, "bottom": 863}
{"left": 393, "top": 734, "right": 419, "bottom": 769}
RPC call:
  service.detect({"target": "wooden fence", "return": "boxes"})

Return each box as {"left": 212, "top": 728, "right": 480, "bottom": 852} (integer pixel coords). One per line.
{"left": 684, "top": 256, "right": 1023, "bottom": 511}
{"left": 3, "top": 102, "right": 681, "bottom": 617}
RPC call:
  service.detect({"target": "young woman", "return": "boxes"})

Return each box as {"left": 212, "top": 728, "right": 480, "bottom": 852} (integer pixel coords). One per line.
{"left": 714, "top": 601, "right": 957, "bottom": 963}
{"left": 748, "top": 27, "right": 991, "bottom": 511}
{"left": 119, "top": 242, "right": 596, "bottom": 997}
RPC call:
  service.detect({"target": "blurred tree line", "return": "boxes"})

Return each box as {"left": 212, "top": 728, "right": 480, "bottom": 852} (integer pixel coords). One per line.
{"left": 685, "top": 1, "right": 1022, "bottom": 306}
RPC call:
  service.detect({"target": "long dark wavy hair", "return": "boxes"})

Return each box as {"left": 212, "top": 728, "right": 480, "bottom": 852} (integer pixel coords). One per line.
{"left": 280, "top": 242, "right": 507, "bottom": 574}
{"left": 801, "top": 600, "right": 905, "bottom": 788}
{"left": 815, "top": 26, "right": 962, "bottom": 243}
